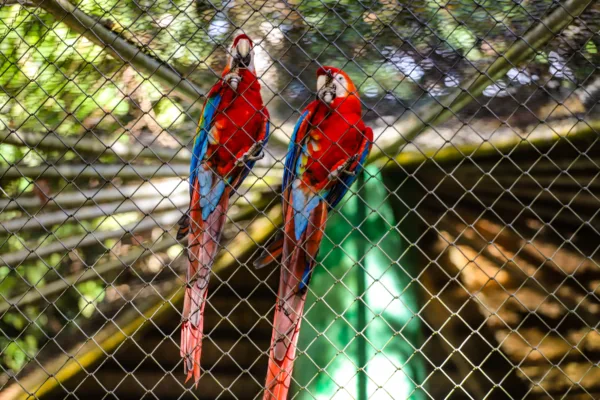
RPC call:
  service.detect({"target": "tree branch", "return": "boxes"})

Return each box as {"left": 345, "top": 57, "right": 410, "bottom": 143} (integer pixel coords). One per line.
{"left": 0, "top": 163, "right": 189, "bottom": 180}
{"left": 391, "top": 118, "right": 600, "bottom": 169}
{"left": 0, "top": 193, "right": 188, "bottom": 234}
{"left": 0, "top": 179, "right": 185, "bottom": 212}
{"left": 1, "top": 0, "right": 36, "bottom": 6}
{"left": 370, "top": 0, "right": 593, "bottom": 165}
{"left": 31, "top": 0, "right": 204, "bottom": 105}
{"left": 0, "top": 130, "right": 191, "bottom": 162}
{"left": 0, "top": 210, "right": 181, "bottom": 268}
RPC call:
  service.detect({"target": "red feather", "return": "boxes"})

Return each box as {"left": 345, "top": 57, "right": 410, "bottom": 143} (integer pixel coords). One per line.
{"left": 264, "top": 201, "right": 327, "bottom": 400}
{"left": 181, "top": 181, "right": 230, "bottom": 386}
{"left": 232, "top": 33, "right": 253, "bottom": 46}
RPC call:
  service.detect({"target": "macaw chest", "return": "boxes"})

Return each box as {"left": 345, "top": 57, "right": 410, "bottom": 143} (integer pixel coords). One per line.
{"left": 300, "top": 114, "right": 363, "bottom": 185}
{"left": 207, "top": 95, "right": 264, "bottom": 171}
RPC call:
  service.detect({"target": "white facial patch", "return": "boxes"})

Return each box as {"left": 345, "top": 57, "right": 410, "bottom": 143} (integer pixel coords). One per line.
{"left": 333, "top": 74, "right": 349, "bottom": 97}
{"left": 317, "top": 72, "right": 350, "bottom": 104}
{"left": 229, "top": 38, "right": 255, "bottom": 72}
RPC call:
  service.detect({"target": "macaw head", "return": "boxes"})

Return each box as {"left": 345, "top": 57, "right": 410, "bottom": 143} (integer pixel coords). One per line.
{"left": 316, "top": 66, "right": 358, "bottom": 105}
{"left": 227, "top": 33, "right": 255, "bottom": 73}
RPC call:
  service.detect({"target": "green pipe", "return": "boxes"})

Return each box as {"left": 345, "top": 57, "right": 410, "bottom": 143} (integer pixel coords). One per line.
{"left": 356, "top": 172, "right": 367, "bottom": 400}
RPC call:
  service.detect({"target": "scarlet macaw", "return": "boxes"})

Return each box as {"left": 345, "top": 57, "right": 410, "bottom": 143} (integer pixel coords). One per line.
{"left": 178, "top": 33, "right": 270, "bottom": 386}
{"left": 255, "top": 66, "right": 373, "bottom": 400}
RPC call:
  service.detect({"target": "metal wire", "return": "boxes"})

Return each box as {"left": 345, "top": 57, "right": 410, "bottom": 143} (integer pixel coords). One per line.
{"left": 0, "top": 0, "right": 599, "bottom": 399}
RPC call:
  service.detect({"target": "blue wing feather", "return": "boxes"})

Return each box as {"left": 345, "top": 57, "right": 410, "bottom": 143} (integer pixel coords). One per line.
{"left": 282, "top": 110, "right": 309, "bottom": 192}
{"left": 298, "top": 259, "right": 313, "bottom": 291}
{"left": 196, "top": 166, "right": 226, "bottom": 221}
{"left": 189, "top": 93, "right": 221, "bottom": 192}
{"left": 263, "top": 117, "right": 272, "bottom": 143}
{"left": 284, "top": 110, "right": 322, "bottom": 240}
{"left": 291, "top": 181, "right": 321, "bottom": 240}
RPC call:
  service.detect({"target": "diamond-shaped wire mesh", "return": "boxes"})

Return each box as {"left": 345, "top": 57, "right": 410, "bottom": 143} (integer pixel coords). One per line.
{"left": 1, "top": 0, "right": 599, "bottom": 399}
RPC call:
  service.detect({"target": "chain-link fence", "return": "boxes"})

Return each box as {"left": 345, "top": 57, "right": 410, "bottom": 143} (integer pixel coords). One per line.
{"left": 1, "top": 0, "right": 599, "bottom": 399}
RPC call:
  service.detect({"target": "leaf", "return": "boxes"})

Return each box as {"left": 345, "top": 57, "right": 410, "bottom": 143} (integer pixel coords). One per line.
{"left": 77, "top": 280, "right": 106, "bottom": 318}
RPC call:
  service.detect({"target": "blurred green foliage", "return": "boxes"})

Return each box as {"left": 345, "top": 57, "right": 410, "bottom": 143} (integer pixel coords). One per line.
{"left": 77, "top": 280, "right": 106, "bottom": 318}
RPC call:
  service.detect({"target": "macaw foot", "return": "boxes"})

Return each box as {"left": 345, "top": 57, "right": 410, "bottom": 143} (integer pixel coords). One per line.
{"left": 328, "top": 155, "right": 358, "bottom": 181}
{"left": 224, "top": 72, "right": 241, "bottom": 91}
{"left": 235, "top": 140, "right": 265, "bottom": 166}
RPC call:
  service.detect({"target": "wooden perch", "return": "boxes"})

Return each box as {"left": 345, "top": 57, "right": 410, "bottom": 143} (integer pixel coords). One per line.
{"left": 0, "top": 210, "right": 182, "bottom": 268}
{"left": 0, "top": 199, "right": 278, "bottom": 313}
{"left": 391, "top": 118, "right": 600, "bottom": 171}
{"left": 0, "top": 190, "right": 276, "bottom": 268}
{"left": 0, "top": 193, "right": 188, "bottom": 234}
{"left": 0, "top": 163, "right": 189, "bottom": 180}
{"left": 1, "top": 205, "right": 282, "bottom": 400}
{"left": 438, "top": 156, "right": 600, "bottom": 177}
{"left": 0, "top": 163, "right": 279, "bottom": 182}
{"left": 0, "top": 130, "right": 191, "bottom": 162}
{"left": 0, "top": 179, "right": 186, "bottom": 212}
{"left": 448, "top": 178, "right": 600, "bottom": 209}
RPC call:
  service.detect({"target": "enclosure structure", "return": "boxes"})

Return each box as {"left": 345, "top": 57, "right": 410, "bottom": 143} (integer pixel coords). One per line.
{"left": 1, "top": 0, "right": 599, "bottom": 399}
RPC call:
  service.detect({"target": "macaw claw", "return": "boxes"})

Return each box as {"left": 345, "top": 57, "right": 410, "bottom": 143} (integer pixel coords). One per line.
{"left": 328, "top": 155, "right": 358, "bottom": 181}
{"left": 224, "top": 72, "right": 241, "bottom": 90}
{"left": 236, "top": 140, "right": 265, "bottom": 166}
{"left": 247, "top": 151, "right": 265, "bottom": 162}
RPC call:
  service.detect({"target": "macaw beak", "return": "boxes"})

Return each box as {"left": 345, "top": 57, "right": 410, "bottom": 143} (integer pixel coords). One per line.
{"left": 236, "top": 39, "right": 250, "bottom": 58}
{"left": 234, "top": 39, "right": 251, "bottom": 67}
{"left": 317, "top": 74, "right": 336, "bottom": 104}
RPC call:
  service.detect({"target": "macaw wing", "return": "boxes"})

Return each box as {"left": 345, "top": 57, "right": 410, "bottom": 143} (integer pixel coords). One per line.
{"left": 326, "top": 127, "right": 373, "bottom": 210}
{"left": 178, "top": 88, "right": 223, "bottom": 238}
{"left": 283, "top": 108, "right": 313, "bottom": 192}
{"left": 283, "top": 106, "right": 322, "bottom": 241}
{"left": 189, "top": 89, "right": 222, "bottom": 192}
{"left": 230, "top": 111, "right": 270, "bottom": 194}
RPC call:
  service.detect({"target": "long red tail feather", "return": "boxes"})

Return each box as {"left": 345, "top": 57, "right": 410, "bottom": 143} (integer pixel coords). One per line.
{"left": 263, "top": 202, "right": 327, "bottom": 400}
{"left": 181, "top": 182, "right": 229, "bottom": 386}
{"left": 254, "top": 232, "right": 284, "bottom": 269}
{"left": 263, "top": 255, "right": 305, "bottom": 400}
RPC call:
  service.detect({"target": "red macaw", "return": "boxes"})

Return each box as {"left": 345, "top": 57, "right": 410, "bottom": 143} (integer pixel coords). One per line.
{"left": 255, "top": 66, "right": 373, "bottom": 400}
{"left": 177, "top": 33, "right": 270, "bottom": 386}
